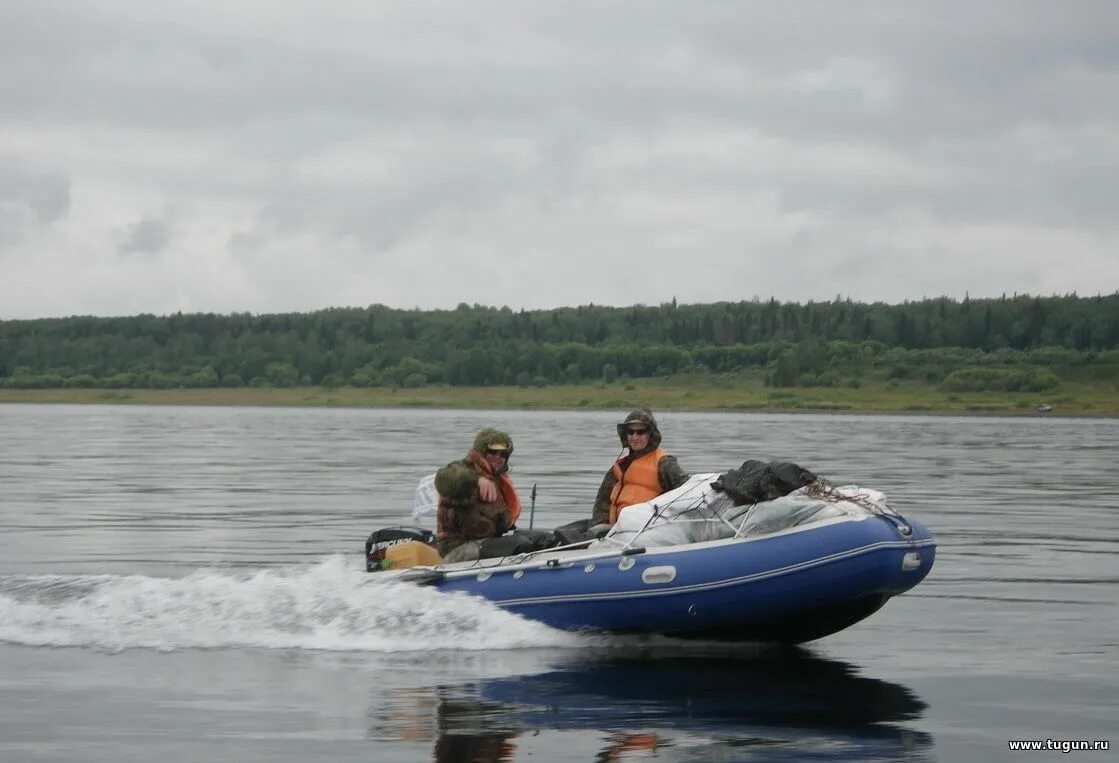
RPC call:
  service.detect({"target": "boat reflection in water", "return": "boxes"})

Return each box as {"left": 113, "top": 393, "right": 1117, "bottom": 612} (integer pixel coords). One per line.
{"left": 373, "top": 645, "right": 932, "bottom": 762}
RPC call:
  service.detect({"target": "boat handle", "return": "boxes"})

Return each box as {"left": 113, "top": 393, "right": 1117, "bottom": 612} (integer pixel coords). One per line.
{"left": 879, "top": 514, "right": 912, "bottom": 537}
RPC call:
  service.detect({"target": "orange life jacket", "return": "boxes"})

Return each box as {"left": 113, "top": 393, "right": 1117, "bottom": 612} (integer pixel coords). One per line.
{"left": 608, "top": 448, "right": 667, "bottom": 524}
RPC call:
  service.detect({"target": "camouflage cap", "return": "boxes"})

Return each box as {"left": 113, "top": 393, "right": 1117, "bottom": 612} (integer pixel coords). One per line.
{"left": 472, "top": 427, "right": 514, "bottom": 454}
{"left": 620, "top": 408, "right": 657, "bottom": 429}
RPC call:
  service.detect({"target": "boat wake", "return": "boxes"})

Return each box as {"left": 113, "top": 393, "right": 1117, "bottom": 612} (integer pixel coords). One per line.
{"left": 0, "top": 556, "right": 585, "bottom": 652}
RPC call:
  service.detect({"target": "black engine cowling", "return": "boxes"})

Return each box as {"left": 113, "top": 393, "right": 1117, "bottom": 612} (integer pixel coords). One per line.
{"left": 365, "top": 527, "right": 435, "bottom": 572}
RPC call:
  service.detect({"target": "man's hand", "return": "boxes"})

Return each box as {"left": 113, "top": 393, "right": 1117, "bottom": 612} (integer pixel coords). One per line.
{"left": 478, "top": 476, "right": 498, "bottom": 502}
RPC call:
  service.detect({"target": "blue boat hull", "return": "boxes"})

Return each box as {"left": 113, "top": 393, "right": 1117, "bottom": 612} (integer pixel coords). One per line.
{"left": 432, "top": 515, "right": 935, "bottom": 643}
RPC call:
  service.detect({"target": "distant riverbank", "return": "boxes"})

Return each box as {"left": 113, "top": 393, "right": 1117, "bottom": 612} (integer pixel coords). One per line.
{"left": 2, "top": 378, "right": 1115, "bottom": 416}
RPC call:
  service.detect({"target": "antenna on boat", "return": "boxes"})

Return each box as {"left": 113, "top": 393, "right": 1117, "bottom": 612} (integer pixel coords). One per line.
{"left": 529, "top": 483, "right": 538, "bottom": 529}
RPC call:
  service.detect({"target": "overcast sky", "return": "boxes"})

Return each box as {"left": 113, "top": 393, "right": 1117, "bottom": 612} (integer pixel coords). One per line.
{"left": 1, "top": 1, "right": 1116, "bottom": 319}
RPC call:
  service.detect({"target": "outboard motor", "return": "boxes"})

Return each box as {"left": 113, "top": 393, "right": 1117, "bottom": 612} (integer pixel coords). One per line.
{"left": 365, "top": 527, "right": 435, "bottom": 572}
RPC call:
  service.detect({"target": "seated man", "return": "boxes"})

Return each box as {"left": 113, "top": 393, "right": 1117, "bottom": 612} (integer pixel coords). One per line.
{"left": 434, "top": 428, "right": 521, "bottom": 562}
{"left": 590, "top": 408, "right": 689, "bottom": 527}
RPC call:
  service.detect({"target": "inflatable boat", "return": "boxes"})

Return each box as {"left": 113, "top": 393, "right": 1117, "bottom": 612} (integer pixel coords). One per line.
{"left": 368, "top": 474, "right": 936, "bottom": 644}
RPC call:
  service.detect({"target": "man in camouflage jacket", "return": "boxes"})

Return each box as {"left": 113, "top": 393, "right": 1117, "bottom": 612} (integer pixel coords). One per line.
{"left": 434, "top": 428, "right": 521, "bottom": 561}
{"left": 591, "top": 408, "right": 689, "bottom": 526}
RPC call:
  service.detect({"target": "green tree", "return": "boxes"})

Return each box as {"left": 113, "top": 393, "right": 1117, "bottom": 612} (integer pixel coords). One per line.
{"left": 265, "top": 362, "right": 299, "bottom": 387}
{"left": 770, "top": 352, "right": 799, "bottom": 387}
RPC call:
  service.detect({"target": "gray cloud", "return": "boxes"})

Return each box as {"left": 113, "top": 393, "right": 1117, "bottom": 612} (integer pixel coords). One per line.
{"left": 0, "top": 161, "right": 70, "bottom": 249}
{"left": 120, "top": 214, "right": 172, "bottom": 255}
{"left": 0, "top": 1, "right": 1116, "bottom": 318}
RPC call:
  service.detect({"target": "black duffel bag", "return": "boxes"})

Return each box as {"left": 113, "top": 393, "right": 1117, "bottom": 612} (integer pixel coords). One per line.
{"left": 711, "top": 460, "right": 817, "bottom": 506}
{"left": 478, "top": 529, "right": 558, "bottom": 558}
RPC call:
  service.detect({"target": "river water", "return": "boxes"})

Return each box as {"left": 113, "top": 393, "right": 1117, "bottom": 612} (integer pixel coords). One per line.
{"left": 0, "top": 405, "right": 1115, "bottom": 762}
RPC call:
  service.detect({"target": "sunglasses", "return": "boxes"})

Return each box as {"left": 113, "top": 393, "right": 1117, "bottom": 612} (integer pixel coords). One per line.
{"left": 626, "top": 428, "right": 650, "bottom": 436}
{"left": 485, "top": 448, "right": 512, "bottom": 458}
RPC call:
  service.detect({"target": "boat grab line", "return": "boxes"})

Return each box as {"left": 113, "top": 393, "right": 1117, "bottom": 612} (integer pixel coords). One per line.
{"left": 483, "top": 539, "right": 935, "bottom": 608}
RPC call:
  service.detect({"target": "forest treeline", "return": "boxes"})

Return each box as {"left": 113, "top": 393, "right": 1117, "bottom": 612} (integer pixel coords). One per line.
{"left": 2, "top": 294, "right": 1117, "bottom": 392}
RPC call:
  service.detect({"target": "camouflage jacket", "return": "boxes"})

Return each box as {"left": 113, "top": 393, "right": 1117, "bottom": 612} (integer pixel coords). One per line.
{"left": 434, "top": 456, "right": 516, "bottom": 555}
